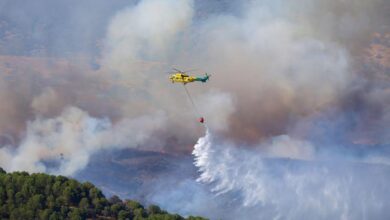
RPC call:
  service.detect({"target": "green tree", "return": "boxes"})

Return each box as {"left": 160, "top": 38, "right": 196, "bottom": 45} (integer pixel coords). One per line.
{"left": 14, "top": 191, "right": 24, "bottom": 205}
{"left": 133, "top": 208, "right": 146, "bottom": 219}
{"left": 46, "top": 195, "right": 56, "bottom": 209}
{"left": 49, "top": 212, "right": 64, "bottom": 220}
{"left": 187, "top": 216, "right": 208, "bottom": 220}
{"left": 110, "top": 203, "right": 124, "bottom": 216}
{"left": 126, "top": 200, "right": 144, "bottom": 210}
{"left": 27, "top": 194, "right": 44, "bottom": 211}
{"left": 68, "top": 208, "right": 86, "bottom": 220}
{"left": 60, "top": 206, "right": 70, "bottom": 216}
{"left": 118, "top": 210, "right": 133, "bottom": 220}
{"left": 147, "top": 204, "right": 162, "bottom": 215}
{"left": 0, "top": 187, "right": 6, "bottom": 206}
{"left": 79, "top": 197, "right": 89, "bottom": 209}
{"left": 10, "top": 207, "right": 34, "bottom": 220}
{"left": 62, "top": 186, "right": 73, "bottom": 205}
{"left": 39, "top": 208, "right": 53, "bottom": 220}
{"left": 102, "top": 206, "right": 111, "bottom": 216}
{"left": 109, "top": 195, "right": 122, "bottom": 204}
{"left": 0, "top": 167, "right": 207, "bottom": 220}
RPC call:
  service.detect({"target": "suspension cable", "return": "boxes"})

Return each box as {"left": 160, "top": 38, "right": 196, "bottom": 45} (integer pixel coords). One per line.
{"left": 182, "top": 84, "right": 201, "bottom": 117}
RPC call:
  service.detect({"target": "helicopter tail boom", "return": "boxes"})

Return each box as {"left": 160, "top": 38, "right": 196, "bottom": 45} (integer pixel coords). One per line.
{"left": 195, "top": 73, "right": 210, "bottom": 83}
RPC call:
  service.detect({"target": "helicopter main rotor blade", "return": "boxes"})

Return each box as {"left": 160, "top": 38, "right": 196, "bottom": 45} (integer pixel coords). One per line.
{"left": 173, "top": 68, "right": 183, "bottom": 73}
{"left": 183, "top": 69, "right": 199, "bottom": 73}
{"left": 171, "top": 67, "right": 200, "bottom": 74}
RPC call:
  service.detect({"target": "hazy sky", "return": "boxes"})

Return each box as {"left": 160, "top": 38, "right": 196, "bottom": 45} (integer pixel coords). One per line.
{"left": 0, "top": 0, "right": 389, "bottom": 219}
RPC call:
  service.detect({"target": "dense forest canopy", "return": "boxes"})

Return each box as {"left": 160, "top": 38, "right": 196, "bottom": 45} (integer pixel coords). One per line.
{"left": 0, "top": 168, "right": 206, "bottom": 220}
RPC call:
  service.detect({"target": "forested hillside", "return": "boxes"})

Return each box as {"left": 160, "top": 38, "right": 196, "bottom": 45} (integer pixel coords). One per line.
{"left": 0, "top": 168, "right": 206, "bottom": 220}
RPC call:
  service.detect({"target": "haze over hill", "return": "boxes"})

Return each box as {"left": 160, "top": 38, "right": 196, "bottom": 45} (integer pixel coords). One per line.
{"left": 0, "top": 168, "right": 206, "bottom": 220}
{"left": 0, "top": 0, "right": 389, "bottom": 219}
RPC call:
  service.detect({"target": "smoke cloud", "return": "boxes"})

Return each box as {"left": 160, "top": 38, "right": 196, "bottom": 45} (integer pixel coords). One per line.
{"left": 0, "top": 107, "right": 166, "bottom": 175}
{"left": 0, "top": 0, "right": 389, "bottom": 219}
{"left": 0, "top": 0, "right": 388, "bottom": 151}
{"left": 103, "top": 0, "right": 194, "bottom": 68}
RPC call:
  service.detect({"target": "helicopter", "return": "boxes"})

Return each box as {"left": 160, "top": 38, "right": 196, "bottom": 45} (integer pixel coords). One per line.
{"left": 168, "top": 68, "right": 210, "bottom": 124}
{"left": 169, "top": 68, "right": 210, "bottom": 85}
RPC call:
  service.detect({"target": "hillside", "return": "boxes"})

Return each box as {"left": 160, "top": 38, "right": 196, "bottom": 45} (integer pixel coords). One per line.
{"left": 0, "top": 168, "right": 207, "bottom": 220}
{"left": 75, "top": 149, "right": 196, "bottom": 200}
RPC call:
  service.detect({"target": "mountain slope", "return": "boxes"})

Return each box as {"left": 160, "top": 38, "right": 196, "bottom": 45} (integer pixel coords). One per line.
{"left": 0, "top": 167, "right": 206, "bottom": 220}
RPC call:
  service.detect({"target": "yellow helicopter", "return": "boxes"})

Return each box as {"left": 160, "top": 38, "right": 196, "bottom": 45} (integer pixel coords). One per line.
{"left": 169, "top": 68, "right": 210, "bottom": 85}
{"left": 169, "top": 68, "right": 210, "bottom": 123}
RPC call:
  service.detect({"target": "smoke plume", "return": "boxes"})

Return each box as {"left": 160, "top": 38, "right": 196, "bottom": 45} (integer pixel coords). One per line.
{"left": 0, "top": 0, "right": 389, "bottom": 219}
{"left": 0, "top": 107, "right": 166, "bottom": 175}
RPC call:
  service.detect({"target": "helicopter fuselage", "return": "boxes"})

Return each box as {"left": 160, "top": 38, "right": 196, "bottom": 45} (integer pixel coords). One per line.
{"left": 169, "top": 73, "right": 209, "bottom": 84}
{"left": 170, "top": 73, "right": 196, "bottom": 84}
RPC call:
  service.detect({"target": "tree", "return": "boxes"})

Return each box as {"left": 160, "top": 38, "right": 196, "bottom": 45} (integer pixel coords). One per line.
{"left": 27, "top": 194, "right": 44, "bottom": 211}
{"left": 68, "top": 208, "right": 86, "bottom": 220}
{"left": 148, "top": 204, "right": 162, "bottom": 215}
{"left": 133, "top": 208, "right": 146, "bottom": 219}
{"left": 79, "top": 197, "right": 89, "bottom": 210}
{"left": 60, "top": 206, "right": 70, "bottom": 216}
{"left": 102, "top": 206, "right": 111, "bottom": 216}
{"left": 109, "top": 195, "right": 122, "bottom": 204}
{"left": 0, "top": 167, "right": 207, "bottom": 220}
{"left": 52, "top": 181, "right": 62, "bottom": 196}
{"left": 0, "top": 205, "right": 8, "bottom": 218}
{"left": 125, "top": 200, "right": 144, "bottom": 210}
{"left": 46, "top": 195, "right": 56, "bottom": 209}
{"left": 48, "top": 212, "right": 62, "bottom": 220}
{"left": 62, "top": 187, "right": 73, "bottom": 205}
{"left": 39, "top": 208, "right": 53, "bottom": 219}
{"left": 92, "top": 197, "right": 107, "bottom": 212}
{"left": 15, "top": 191, "right": 24, "bottom": 205}
{"left": 110, "top": 203, "right": 123, "bottom": 216}
{"left": 118, "top": 210, "right": 133, "bottom": 220}
{"left": 89, "top": 187, "right": 103, "bottom": 200}
{"left": 10, "top": 207, "right": 34, "bottom": 220}
{"left": 0, "top": 187, "right": 6, "bottom": 205}
{"left": 188, "top": 216, "right": 208, "bottom": 220}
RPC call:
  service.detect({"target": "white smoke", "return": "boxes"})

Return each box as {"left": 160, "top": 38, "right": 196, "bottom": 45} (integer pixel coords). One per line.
{"left": 103, "top": 0, "right": 194, "bottom": 72}
{"left": 31, "top": 87, "right": 60, "bottom": 115}
{"left": 196, "top": 90, "right": 235, "bottom": 132}
{"left": 0, "top": 107, "right": 166, "bottom": 175}
{"left": 0, "top": 0, "right": 389, "bottom": 219}
{"left": 193, "top": 129, "right": 390, "bottom": 219}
